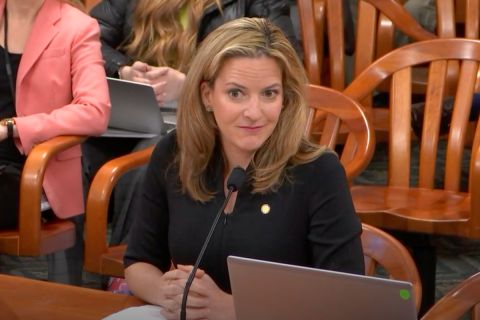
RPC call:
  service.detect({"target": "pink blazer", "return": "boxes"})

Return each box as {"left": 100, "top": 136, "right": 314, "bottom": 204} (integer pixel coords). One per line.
{"left": 0, "top": 0, "right": 110, "bottom": 218}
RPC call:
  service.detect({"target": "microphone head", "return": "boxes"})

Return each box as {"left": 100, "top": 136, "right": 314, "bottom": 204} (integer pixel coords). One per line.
{"left": 227, "top": 167, "right": 246, "bottom": 192}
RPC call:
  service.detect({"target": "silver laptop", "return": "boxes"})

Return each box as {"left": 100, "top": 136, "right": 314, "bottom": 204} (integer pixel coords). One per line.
{"left": 227, "top": 256, "right": 417, "bottom": 320}
{"left": 104, "top": 77, "right": 176, "bottom": 138}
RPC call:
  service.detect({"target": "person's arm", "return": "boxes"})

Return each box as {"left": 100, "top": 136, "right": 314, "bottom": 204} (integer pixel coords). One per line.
{"left": 124, "top": 136, "right": 235, "bottom": 319}
{"left": 90, "top": 0, "right": 132, "bottom": 77}
{"left": 14, "top": 15, "right": 110, "bottom": 155}
{"left": 124, "top": 262, "right": 169, "bottom": 305}
{"left": 123, "top": 135, "right": 187, "bottom": 308}
{"left": 307, "top": 152, "right": 365, "bottom": 275}
{"left": 125, "top": 262, "right": 201, "bottom": 309}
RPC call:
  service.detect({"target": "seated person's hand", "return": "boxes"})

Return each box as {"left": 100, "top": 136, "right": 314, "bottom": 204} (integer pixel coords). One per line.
{"left": 144, "top": 66, "right": 186, "bottom": 106}
{"left": 161, "top": 265, "right": 236, "bottom": 320}
{"left": 118, "top": 61, "right": 149, "bottom": 82}
{"left": 158, "top": 266, "right": 203, "bottom": 319}
{"left": 0, "top": 126, "right": 7, "bottom": 142}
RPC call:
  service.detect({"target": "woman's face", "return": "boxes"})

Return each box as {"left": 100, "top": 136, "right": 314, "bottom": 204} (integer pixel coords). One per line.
{"left": 201, "top": 56, "right": 284, "bottom": 167}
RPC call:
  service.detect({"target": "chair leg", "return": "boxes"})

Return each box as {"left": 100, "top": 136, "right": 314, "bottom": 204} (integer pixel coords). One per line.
{"left": 411, "top": 236, "right": 437, "bottom": 316}
{"left": 46, "top": 215, "right": 84, "bottom": 285}
{"left": 389, "top": 230, "right": 437, "bottom": 317}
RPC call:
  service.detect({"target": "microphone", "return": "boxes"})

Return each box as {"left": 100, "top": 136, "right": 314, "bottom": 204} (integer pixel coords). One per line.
{"left": 180, "top": 167, "right": 246, "bottom": 320}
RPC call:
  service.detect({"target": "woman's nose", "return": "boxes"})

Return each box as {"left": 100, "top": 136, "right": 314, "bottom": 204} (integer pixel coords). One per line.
{"left": 243, "top": 96, "right": 262, "bottom": 119}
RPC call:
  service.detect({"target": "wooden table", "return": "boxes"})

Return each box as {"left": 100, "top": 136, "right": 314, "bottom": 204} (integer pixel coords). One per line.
{"left": 0, "top": 274, "right": 144, "bottom": 319}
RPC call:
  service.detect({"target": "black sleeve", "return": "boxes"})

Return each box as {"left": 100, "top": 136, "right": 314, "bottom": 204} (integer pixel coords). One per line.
{"left": 248, "top": 0, "right": 303, "bottom": 58}
{"left": 123, "top": 134, "right": 176, "bottom": 273}
{"left": 307, "top": 152, "right": 365, "bottom": 275}
{"left": 90, "top": 0, "right": 132, "bottom": 77}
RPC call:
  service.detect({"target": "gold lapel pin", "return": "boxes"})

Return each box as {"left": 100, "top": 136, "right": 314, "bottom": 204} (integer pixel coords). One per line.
{"left": 261, "top": 204, "right": 270, "bottom": 215}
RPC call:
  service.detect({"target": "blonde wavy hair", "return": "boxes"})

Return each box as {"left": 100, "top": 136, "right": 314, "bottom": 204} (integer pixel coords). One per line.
{"left": 125, "top": 0, "right": 221, "bottom": 73}
{"left": 176, "top": 17, "right": 326, "bottom": 202}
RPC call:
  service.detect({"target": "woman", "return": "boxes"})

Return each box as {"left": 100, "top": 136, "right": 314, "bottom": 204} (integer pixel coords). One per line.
{"left": 124, "top": 18, "right": 364, "bottom": 319}
{"left": 86, "top": 0, "right": 299, "bottom": 245}
{"left": 0, "top": 0, "right": 110, "bottom": 229}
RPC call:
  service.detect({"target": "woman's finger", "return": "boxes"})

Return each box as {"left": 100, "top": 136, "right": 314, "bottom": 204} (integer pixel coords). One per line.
{"left": 130, "top": 61, "right": 149, "bottom": 72}
{"left": 131, "top": 76, "right": 151, "bottom": 84}
{"left": 152, "top": 81, "right": 166, "bottom": 95}
{"left": 177, "top": 265, "right": 205, "bottom": 278}
{"left": 146, "top": 67, "right": 169, "bottom": 79}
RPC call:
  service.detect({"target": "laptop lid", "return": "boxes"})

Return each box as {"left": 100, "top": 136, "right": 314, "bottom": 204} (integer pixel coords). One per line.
{"left": 227, "top": 256, "right": 417, "bottom": 320}
{"left": 106, "top": 77, "right": 166, "bottom": 135}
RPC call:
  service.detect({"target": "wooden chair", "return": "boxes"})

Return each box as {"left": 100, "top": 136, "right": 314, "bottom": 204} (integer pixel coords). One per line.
{"left": 361, "top": 223, "right": 422, "bottom": 312}
{"left": 421, "top": 272, "right": 480, "bottom": 320}
{"left": 297, "top": 0, "right": 435, "bottom": 90}
{"left": 343, "top": 38, "right": 480, "bottom": 238}
{"left": 297, "top": 0, "right": 436, "bottom": 137}
{"left": 83, "top": 84, "right": 376, "bottom": 278}
{"left": 84, "top": 146, "right": 154, "bottom": 278}
{"left": 306, "top": 84, "right": 375, "bottom": 180}
{"left": 0, "top": 136, "right": 84, "bottom": 256}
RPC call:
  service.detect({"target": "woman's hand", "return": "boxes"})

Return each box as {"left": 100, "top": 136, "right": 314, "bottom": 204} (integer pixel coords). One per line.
{"left": 154, "top": 266, "right": 202, "bottom": 319}
{"left": 144, "top": 66, "right": 186, "bottom": 106}
{"left": 118, "top": 61, "right": 149, "bottom": 82}
{"left": 0, "top": 125, "right": 8, "bottom": 141}
{"left": 161, "top": 265, "right": 236, "bottom": 320}
{"left": 119, "top": 62, "right": 185, "bottom": 106}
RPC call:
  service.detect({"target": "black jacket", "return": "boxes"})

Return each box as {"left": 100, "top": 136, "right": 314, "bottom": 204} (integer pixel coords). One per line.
{"left": 90, "top": 0, "right": 299, "bottom": 77}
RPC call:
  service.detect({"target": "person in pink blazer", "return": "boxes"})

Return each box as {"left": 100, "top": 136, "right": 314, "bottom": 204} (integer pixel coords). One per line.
{"left": 0, "top": 0, "right": 110, "bottom": 229}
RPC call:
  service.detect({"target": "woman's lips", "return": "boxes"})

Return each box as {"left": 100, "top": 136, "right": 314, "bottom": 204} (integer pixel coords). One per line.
{"left": 238, "top": 125, "right": 263, "bottom": 132}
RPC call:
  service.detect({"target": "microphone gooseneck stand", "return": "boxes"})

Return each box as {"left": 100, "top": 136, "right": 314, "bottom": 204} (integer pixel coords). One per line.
{"left": 180, "top": 167, "right": 246, "bottom": 320}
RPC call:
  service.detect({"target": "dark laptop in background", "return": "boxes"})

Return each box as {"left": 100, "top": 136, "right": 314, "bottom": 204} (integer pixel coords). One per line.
{"left": 104, "top": 77, "right": 176, "bottom": 138}
{"left": 227, "top": 256, "right": 417, "bottom": 320}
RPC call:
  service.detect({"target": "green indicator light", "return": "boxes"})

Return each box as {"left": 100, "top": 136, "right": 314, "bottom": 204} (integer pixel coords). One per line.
{"left": 399, "top": 289, "right": 411, "bottom": 300}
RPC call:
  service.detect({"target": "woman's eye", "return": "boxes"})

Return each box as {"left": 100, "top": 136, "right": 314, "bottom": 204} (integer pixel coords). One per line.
{"left": 228, "top": 89, "right": 242, "bottom": 99}
{"left": 263, "top": 89, "right": 279, "bottom": 98}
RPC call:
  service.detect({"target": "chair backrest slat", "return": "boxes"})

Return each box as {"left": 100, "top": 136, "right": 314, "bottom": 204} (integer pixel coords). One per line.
{"left": 354, "top": 1, "right": 378, "bottom": 78}
{"left": 388, "top": 68, "right": 412, "bottom": 187}
{"left": 437, "top": 0, "right": 457, "bottom": 37}
{"left": 444, "top": 61, "right": 479, "bottom": 191}
{"left": 376, "top": 13, "right": 395, "bottom": 58}
{"left": 326, "top": 0, "right": 345, "bottom": 90}
{"left": 465, "top": 0, "right": 480, "bottom": 39}
{"left": 418, "top": 61, "right": 448, "bottom": 189}
{"left": 298, "top": 0, "right": 325, "bottom": 85}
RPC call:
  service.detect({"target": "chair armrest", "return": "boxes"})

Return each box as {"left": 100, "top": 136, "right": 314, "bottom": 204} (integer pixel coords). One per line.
{"left": 18, "top": 135, "right": 86, "bottom": 255}
{"left": 84, "top": 146, "right": 155, "bottom": 273}
{"left": 307, "top": 84, "right": 376, "bottom": 181}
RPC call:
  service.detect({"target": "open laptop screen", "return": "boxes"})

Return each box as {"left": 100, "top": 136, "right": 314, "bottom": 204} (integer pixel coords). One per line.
{"left": 106, "top": 77, "right": 167, "bottom": 136}
{"left": 227, "top": 256, "right": 417, "bottom": 320}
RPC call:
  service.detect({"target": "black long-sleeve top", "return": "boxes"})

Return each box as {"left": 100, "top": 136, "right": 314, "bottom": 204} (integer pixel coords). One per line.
{"left": 124, "top": 132, "right": 364, "bottom": 293}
